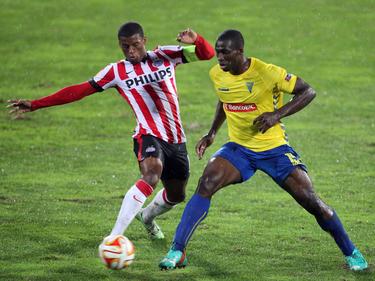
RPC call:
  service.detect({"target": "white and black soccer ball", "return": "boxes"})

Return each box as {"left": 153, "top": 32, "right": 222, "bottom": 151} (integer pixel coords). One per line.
{"left": 99, "top": 235, "right": 135, "bottom": 270}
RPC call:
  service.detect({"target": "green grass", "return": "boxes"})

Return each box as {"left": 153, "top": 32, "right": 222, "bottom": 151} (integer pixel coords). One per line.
{"left": 1, "top": 0, "right": 374, "bottom": 280}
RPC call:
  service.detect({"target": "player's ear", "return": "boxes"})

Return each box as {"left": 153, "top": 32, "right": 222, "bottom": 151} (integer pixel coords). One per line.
{"left": 118, "top": 38, "right": 124, "bottom": 49}
{"left": 143, "top": 36, "right": 147, "bottom": 45}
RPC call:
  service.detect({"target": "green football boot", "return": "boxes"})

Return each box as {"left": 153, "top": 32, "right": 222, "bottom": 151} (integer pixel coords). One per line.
{"left": 159, "top": 248, "right": 188, "bottom": 270}
{"left": 345, "top": 248, "right": 368, "bottom": 271}
{"left": 135, "top": 211, "right": 165, "bottom": 240}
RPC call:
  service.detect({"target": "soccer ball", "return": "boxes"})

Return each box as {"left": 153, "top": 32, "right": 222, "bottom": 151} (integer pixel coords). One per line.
{"left": 99, "top": 235, "right": 135, "bottom": 269}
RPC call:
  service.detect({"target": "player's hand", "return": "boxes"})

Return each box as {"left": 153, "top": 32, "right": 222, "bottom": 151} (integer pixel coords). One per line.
{"left": 7, "top": 99, "right": 32, "bottom": 117}
{"left": 253, "top": 111, "right": 280, "bottom": 133}
{"left": 177, "top": 28, "right": 198, "bottom": 44}
{"left": 195, "top": 134, "right": 215, "bottom": 160}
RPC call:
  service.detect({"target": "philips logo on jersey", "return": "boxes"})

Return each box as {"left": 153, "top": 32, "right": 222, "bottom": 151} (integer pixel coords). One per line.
{"left": 125, "top": 67, "right": 172, "bottom": 88}
{"left": 224, "top": 103, "right": 257, "bottom": 112}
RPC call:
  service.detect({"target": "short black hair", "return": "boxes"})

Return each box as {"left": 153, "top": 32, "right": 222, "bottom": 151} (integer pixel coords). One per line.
{"left": 118, "top": 21, "right": 144, "bottom": 38}
{"left": 217, "top": 29, "right": 244, "bottom": 50}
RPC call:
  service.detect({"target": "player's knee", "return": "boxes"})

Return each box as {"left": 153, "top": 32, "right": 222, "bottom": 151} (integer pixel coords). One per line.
{"left": 167, "top": 192, "right": 185, "bottom": 204}
{"left": 139, "top": 157, "right": 163, "bottom": 188}
{"left": 141, "top": 173, "right": 160, "bottom": 188}
{"left": 294, "top": 187, "right": 317, "bottom": 212}
{"left": 176, "top": 192, "right": 186, "bottom": 203}
{"left": 313, "top": 201, "right": 333, "bottom": 220}
{"left": 300, "top": 190, "right": 331, "bottom": 218}
{"left": 196, "top": 174, "right": 220, "bottom": 198}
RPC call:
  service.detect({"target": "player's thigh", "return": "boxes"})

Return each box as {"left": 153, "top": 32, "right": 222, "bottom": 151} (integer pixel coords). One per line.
{"left": 202, "top": 142, "right": 256, "bottom": 188}
{"left": 133, "top": 135, "right": 164, "bottom": 186}
{"left": 281, "top": 166, "right": 314, "bottom": 198}
{"left": 258, "top": 145, "right": 307, "bottom": 187}
{"left": 282, "top": 168, "right": 332, "bottom": 218}
{"left": 197, "top": 156, "right": 242, "bottom": 197}
{"left": 139, "top": 157, "right": 163, "bottom": 185}
{"left": 161, "top": 178, "right": 188, "bottom": 203}
{"left": 160, "top": 141, "right": 190, "bottom": 200}
{"left": 265, "top": 145, "right": 313, "bottom": 198}
{"left": 160, "top": 141, "right": 190, "bottom": 181}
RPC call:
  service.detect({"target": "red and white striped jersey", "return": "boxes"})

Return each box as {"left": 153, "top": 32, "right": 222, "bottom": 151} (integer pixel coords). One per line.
{"left": 92, "top": 45, "right": 189, "bottom": 144}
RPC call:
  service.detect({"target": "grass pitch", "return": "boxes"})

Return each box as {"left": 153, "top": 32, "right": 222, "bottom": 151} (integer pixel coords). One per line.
{"left": 1, "top": 0, "right": 374, "bottom": 280}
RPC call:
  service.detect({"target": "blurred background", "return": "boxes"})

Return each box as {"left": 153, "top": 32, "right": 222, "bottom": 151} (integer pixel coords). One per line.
{"left": 0, "top": 1, "right": 374, "bottom": 280}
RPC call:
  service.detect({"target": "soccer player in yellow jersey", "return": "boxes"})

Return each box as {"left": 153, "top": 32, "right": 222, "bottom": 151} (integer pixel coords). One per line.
{"left": 159, "top": 29, "right": 368, "bottom": 271}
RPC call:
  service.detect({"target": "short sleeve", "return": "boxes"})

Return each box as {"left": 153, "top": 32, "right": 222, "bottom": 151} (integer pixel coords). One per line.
{"left": 262, "top": 63, "right": 297, "bottom": 94}
{"left": 155, "top": 45, "right": 185, "bottom": 66}
{"left": 92, "top": 64, "right": 117, "bottom": 90}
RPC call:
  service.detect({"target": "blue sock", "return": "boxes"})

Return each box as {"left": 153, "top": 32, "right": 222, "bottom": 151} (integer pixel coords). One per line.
{"left": 172, "top": 194, "right": 211, "bottom": 251}
{"left": 316, "top": 211, "right": 355, "bottom": 256}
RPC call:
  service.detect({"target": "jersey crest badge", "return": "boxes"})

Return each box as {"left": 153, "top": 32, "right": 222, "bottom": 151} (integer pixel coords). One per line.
{"left": 152, "top": 58, "right": 163, "bottom": 67}
{"left": 246, "top": 82, "right": 254, "bottom": 93}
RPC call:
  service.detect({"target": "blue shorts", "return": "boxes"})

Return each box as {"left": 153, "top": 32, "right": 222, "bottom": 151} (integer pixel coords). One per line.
{"left": 212, "top": 143, "right": 307, "bottom": 186}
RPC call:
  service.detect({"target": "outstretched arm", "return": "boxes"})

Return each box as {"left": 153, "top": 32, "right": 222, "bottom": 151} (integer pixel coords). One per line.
{"left": 7, "top": 81, "right": 99, "bottom": 116}
{"left": 196, "top": 100, "right": 226, "bottom": 159}
{"left": 177, "top": 28, "right": 215, "bottom": 61}
{"left": 253, "top": 77, "right": 316, "bottom": 133}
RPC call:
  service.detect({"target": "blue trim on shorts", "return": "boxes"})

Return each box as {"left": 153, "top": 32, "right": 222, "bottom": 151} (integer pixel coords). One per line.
{"left": 212, "top": 143, "right": 307, "bottom": 186}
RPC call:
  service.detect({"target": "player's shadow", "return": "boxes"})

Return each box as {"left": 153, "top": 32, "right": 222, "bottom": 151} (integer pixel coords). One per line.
{"left": 347, "top": 262, "right": 373, "bottom": 280}
{"left": 149, "top": 237, "right": 168, "bottom": 248}
{"left": 189, "top": 253, "right": 243, "bottom": 280}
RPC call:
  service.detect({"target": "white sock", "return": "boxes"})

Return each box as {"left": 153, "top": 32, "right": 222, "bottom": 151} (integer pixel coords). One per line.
{"left": 142, "top": 188, "right": 175, "bottom": 225}
{"left": 110, "top": 179, "right": 153, "bottom": 236}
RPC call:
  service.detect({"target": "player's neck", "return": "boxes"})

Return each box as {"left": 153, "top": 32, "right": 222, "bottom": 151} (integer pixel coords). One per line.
{"left": 230, "top": 57, "right": 250, "bottom": 75}
{"left": 126, "top": 54, "right": 148, "bottom": 64}
{"left": 242, "top": 57, "right": 251, "bottom": 74}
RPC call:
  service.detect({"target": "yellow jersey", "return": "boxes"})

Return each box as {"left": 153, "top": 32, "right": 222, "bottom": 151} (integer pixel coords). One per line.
{"left": 209, "top": 57, "right": 297, "bottom": 152}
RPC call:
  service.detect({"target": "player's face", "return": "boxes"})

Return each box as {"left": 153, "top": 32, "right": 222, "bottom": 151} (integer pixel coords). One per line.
{"left": 119, "top": 34, "right": 147, "bottom": 64}
{"left": 215, "top": 39, "right": 243, "bottom": 73}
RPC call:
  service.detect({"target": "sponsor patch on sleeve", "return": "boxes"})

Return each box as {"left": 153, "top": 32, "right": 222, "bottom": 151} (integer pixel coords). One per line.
{"left": 285, "top": 73, "right": 292, "bottom": 82}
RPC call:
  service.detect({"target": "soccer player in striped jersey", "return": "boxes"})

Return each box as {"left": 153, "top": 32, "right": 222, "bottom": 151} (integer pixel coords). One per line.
{"left": 8, "top": 22, "right": 215, "bottom": 242}
{"left": 159, "top": 29, "right": 368, "bottom": 271}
